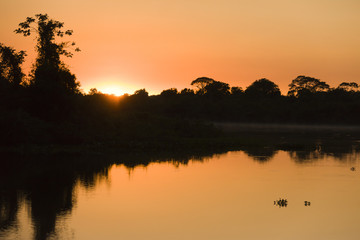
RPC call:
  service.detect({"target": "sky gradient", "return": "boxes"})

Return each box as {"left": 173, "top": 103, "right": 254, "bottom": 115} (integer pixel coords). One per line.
{"left": 1, "top": 0, "right": 360, "bottom": 95}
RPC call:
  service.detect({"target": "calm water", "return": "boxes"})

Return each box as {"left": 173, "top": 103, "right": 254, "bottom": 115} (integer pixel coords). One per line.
{"left": 1, "top": 147, "right": 360, "bottom": 239}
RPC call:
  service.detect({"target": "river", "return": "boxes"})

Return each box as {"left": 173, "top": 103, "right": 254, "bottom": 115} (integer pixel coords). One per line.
{"left": 1, "top": 142, "right": 360, "bottom": 239}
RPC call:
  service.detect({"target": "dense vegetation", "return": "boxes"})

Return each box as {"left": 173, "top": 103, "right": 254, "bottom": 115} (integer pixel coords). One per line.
{"left": 1, "top": 14, "right": 360, "bottom": 149}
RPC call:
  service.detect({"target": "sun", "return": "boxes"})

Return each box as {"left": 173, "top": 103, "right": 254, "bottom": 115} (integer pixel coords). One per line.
{"left": 87, "top": 76, "right": 137, "bottom": 96}
{"left": 100, "top": 85, "right": 126, "bottom": 96}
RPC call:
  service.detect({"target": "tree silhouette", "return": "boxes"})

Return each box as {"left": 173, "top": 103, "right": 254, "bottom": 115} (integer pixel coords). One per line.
{"left": 204, "top": 80, "right": 230, "bottom": 98}
{"left": 337, "top": 82, "right": 359, "bottom": 92}
{"left": 133, "top": 88, "right": 149, "bottom": 97}
{"left": 288, "top": 75, "right": 329, "bottom": 97}
{"left": 88, "top": 88, "right": 101, "bottom": 95}
{"left": 160, "top": 88, "right": 178, "bottom": 97}
{"left": 191, "top": 77, "right": 215, "bottom": 95}
{"left": 230, "top": 86, "right": 243, "bottom": 96}
{"left": 191, "top": 77, "right": 230, "bottom": 97}
{"left": 180, "top": 88, "right": 195, "bottom": 96}
{"left": 245, "top": 78, "right": 280, "bottom": 97}
{"left": 15, "top": 14, "right": 80, "bottom": 95}
{"left": 0, "top": 44, "right": 26, "bottom": 89}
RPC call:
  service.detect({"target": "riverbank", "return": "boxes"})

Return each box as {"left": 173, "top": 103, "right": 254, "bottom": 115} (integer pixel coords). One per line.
{"left": 214, "top": 122, "right": 360, "bottom": 133}
{"left": 1, "top": 123, "right": 360, "bottom": 157}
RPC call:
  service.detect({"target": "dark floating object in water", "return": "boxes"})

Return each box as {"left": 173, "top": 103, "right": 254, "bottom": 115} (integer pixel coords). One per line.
{"left": 350, "top": 167, "right": 356, "bottom": 171}
{"left": 274, "top": 198, "right": 288, "bottom": 207}
{"left": 304, "top": 201, "right": 311, "bottom": 206}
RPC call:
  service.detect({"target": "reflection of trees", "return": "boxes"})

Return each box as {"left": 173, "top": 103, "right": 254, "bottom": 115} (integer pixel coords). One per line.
{"left": 288, "top": 145, "right": 324, "bottom": 163}
{"left": 117, "top": 151, "right": 220, "bottom": 169}
{"left": 237, "top": 132, "right": 360, "bottom": 164}
{"left": 0, "top": 154, "right": 113, "bottom": 240}
{"left": 287, "top": 144, "right": 360, "bottom": 163}
{"left": 29, "top": 183, "right": 74, "bottom": 240}
{"left": 243, "top": 147, "right": 277, "bottom": 163}
{"left": 25, "top": 166, "right": 110, "bottom": 239}
{"left": 0, "top": 150, "right": 223, "bottom": 239}
{"left": 0, "top": 191, "right": 19, "bottom": 231}
{"left": 1, "top": 140, "right": 359, "bottom": 239}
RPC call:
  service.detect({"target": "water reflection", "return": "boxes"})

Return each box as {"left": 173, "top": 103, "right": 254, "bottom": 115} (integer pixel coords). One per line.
{"left": 1, "top": 137, "right": 360, "bottom": 239}
{"left": 288, "top": 144, "right": 360, "bottom": 163}
{"left": 0, "top": 151, "right": 222, "bottom": 239}
{"left": 0, "top": 190, "right": 18, "bottom": 231}
{"left": 243, "top": 147, "right": 277, "bottom": 163}
{"left": 0, "top": 154, "right": 112, "bottom": 239}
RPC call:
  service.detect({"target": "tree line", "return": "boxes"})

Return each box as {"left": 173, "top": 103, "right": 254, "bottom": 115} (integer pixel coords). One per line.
{"left": 1, "top": 14, "right": 360, "bottom": 147}
{"left": 157, "top": 75, "right": 358, "bottom": 98}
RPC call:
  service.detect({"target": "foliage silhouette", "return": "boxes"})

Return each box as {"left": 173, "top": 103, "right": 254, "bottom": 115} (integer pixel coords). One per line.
{"left": 160, "top": 88, "right": 178, "bottom": 97}
{"left": 288, "top": 75, "right": 330, "bottom": 97}
{"left": 337, "top": 82, "right": 359, "bottom": 92}
{"left": 190, "top": 77, "right": 230, "bottom": 97}
{"left": 15, "top": 14, "right": 80, "bottom": 95}
{"left": 133, "top": 88, "right": 149, "bottom": 97}
{"left": 12, "top": 14, "right": 82, "bottom": 120}
{"left": 230, "top": 86, "right": 243, "bottom": 96}
{"left": 88, "top": 87, "right": 100, "bottom": 95}
{"left": 191, "top": 76, "right": 215, "bottom": 95}
{"left": 203, "top": 80, "right": 230, "bottom": 98}
{"left": 245, "top": 78, "right": 281, "bottom": 97}
{"left": 0, "top": 44, "right": 26, "bottom": 89}
{"left": 180, "top": 88, "right": 195, "bottom": 96}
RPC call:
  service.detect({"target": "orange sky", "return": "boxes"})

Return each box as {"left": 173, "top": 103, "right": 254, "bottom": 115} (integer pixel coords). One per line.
{"left": 1, "top": 0, "right": 360, "bottom": 95}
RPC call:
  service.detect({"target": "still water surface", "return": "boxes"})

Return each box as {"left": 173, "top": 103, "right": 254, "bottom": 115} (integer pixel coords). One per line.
{"left": 1, "top": 149, "right": 360, "bottom": 239}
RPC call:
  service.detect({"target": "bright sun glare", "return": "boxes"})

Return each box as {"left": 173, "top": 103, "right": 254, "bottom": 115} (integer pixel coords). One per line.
{"left": 100, "top": 85, "right": 126, "bottom": 96}
{"left": 90, "top": 77, "right": 136, "bottom": 96}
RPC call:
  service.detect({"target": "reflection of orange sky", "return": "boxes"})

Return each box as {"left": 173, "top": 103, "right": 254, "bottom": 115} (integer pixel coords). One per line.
{"left": 71, "top": 151, "right": 360, "bottom": 239}
{"left": 1, "top": 0, "right": 360, "bottom": 95}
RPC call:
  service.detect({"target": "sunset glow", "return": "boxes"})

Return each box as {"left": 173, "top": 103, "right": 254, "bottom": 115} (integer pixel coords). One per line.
{"left": 2, "top": 2, "right": 360, "bottom": 239}
{"left": 99, "top": 85, "right": 125, "bottom": 96}
{"left": 1, "top": 0, "right": 360, "bottom": 94}
{"left": 86, "top": 77, "right": 137, "bottom": 96}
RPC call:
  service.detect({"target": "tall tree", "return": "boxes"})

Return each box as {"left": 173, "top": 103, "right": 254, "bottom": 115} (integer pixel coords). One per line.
{"left": 288, "top": 76, "right": 330, "bottom": 97}
{"left": 191, "top": 77, "right": 215, "bottom": 95}
{"left": 15, "top": 14, "right": 80, "bottom": 95}
{"left": 191, "top": 77, "right": 229, "bottom": 97}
